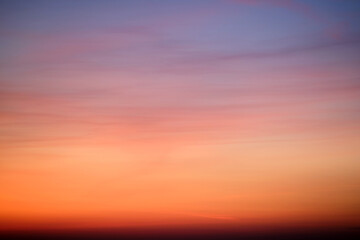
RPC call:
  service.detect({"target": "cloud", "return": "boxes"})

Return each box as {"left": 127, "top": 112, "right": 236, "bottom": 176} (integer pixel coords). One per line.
{"left": 229, "top": 0, "right": 349, "bottom": 39}
{"left": 0, "top": 26, "right": 159, "bottom": 65}
{"left": 174, "top": 211, "right": 235, "bottom": 221}
{"left": 178, "top": 33, "right": 360, "bottom": 65}
{"left": 230, "top": 0, "right": 320, "bottom": 22}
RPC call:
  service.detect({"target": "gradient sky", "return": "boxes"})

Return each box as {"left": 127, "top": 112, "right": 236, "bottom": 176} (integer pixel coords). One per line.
{"left": 0, "top": 0, "right": 360, "bottom": 230}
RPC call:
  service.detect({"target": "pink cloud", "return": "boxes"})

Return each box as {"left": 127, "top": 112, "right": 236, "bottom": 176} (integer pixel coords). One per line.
{"left": 2, "top": 26, "right": 158, "bottom": 65}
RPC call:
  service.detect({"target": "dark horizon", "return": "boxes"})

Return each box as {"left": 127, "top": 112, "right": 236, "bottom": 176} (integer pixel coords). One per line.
{"left": 1, "top": 225, "right": 360, "bottom": 240}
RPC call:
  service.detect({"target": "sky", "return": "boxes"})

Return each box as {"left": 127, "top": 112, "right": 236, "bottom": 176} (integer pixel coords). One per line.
{"left": 0, "top": 0, "right": 360, "bottom": 231}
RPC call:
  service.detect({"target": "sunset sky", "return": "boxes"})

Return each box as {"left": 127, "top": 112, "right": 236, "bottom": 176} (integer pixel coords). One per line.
{"left": 0, "top": 0, "right": 360, "bottom": 231}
